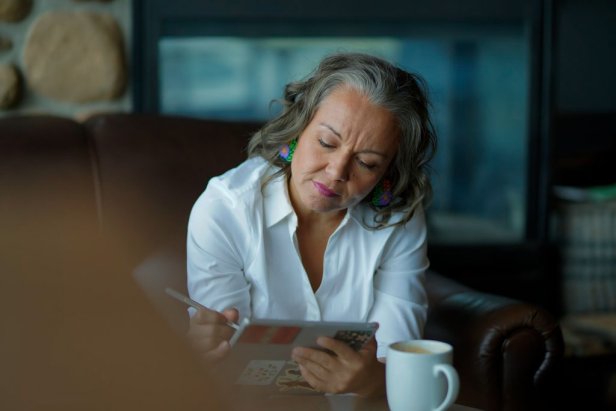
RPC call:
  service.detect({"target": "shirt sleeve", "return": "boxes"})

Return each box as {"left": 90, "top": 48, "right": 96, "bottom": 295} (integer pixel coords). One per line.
{"left": 368, "top": 205, "right": 429, "bottom": 358}
{"left": 186, "top": 182, "right": 252, "bottom": 321}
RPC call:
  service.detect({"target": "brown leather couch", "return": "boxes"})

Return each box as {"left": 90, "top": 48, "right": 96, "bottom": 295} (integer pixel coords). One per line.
{"left": 0, "top": 113, "right": 564, "bottom": 411}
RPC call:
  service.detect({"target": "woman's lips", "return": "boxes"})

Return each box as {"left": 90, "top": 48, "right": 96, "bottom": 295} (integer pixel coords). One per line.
{"left": 313, "top": 181, "right": 339, "bottom": 198}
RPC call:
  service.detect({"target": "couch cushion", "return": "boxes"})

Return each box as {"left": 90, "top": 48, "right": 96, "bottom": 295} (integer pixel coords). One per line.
{"left": 0, "top": 115, "right": 99, "bottom": 244}
{"left": 85, "top": 113, "right": 261, "bottom": 270}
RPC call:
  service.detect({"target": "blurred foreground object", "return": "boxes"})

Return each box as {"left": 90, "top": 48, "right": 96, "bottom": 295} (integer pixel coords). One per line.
{"left": 0, "top": 138, "right": 227, "bottom": 410}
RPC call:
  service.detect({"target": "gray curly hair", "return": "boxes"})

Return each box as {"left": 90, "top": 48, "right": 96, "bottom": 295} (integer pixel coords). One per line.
{"left": 248, "top": 52, "right": 437, "bottom": 228}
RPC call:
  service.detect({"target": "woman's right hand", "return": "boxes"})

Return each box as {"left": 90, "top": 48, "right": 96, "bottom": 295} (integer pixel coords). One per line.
{"left": 186, "top": 307, "right": 239, "bottom": 363}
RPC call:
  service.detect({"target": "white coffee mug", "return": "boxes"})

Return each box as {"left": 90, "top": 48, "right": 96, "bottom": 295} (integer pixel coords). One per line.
{"left": 386, "top": 340, "right": 459, "bottom": 411}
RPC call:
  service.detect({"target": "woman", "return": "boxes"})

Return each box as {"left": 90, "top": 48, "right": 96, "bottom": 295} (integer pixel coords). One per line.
{"left": 186, "top": 52, "right": 436, "bottom": 397}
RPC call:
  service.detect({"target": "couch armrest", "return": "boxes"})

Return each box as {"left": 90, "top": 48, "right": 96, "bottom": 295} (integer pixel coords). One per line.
{"left": 424, "top": 271, "right": 564, "bottom": 411}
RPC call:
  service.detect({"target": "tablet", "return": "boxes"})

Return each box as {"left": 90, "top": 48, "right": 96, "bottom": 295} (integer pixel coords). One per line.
{"left": 221, "top": 318, "right": 378, "bottom": 395}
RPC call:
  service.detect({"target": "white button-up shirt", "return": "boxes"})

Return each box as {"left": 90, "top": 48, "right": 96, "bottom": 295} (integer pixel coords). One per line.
{"left": 187, "top": 156, "right": 429, "bottom": 357}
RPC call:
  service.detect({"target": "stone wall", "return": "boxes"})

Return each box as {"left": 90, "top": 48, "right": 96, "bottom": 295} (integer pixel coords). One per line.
{"left": 0, "top": 0, "right": 131, "bottom": 119}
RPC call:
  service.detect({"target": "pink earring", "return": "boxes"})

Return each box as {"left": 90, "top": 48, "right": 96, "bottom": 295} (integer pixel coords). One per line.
{"left": 278, "top": 139, "right": 297, "bottom": 163}
{"left": 371, "top": 179, "right": 393, "bottom": 207}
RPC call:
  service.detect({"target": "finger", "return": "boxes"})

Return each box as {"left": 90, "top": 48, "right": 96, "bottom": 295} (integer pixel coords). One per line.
{"left": 190, "top": 308, "right": 235, "bottom": 337}
{"left": 292, "top": 347, "right": 335, "bottom": 381}
{"left": 189, "top": 309, "right": 237, "bottom": 342}
{"left": 189, "top": 338, "right": 220, "bottom": 354}
{"left": 293, "top": 346, "right": 336, "bottom": 370}
{"left": 296, "top": 356, "right": 331, "bottom": 381}
{"left": 186, "top": 326, "right": 227, "bottom": 350}
{"left": 186, "top": 321, "right": 235, "bottom": 354}
{"left": 190, "top": 308, "right": 229, "bottom": 326}
{"left": 191, "top": 338, "right": 217, "bottom": 354}
{"left": 202, "top": 340, "right": 231, "bottom": 362}
{"left": 298, "top": 363, "right": 325, "bottom": 392}
{"left": 222, "top": 307, "right": 239, "bottom": 324}
{"left": 187, "top": 322, "right": 235, "bottom": 341}
{"left": 315, "top": 337, "right": 359, "bottom": 362}
{"left": 358, "top": 336, "right": 378, "bottom": 356}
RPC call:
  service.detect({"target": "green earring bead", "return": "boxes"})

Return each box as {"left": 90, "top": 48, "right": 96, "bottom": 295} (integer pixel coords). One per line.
{"left": 278, "top": 139, "right": 297, "bottom": 163}
{"left": 371, "top": 179, "right": 393, "bottom": 207}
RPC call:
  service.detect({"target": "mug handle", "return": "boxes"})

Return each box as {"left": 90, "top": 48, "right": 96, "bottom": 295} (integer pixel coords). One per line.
{"left": 432, "top": 364, "right": 460, "bottom": 411}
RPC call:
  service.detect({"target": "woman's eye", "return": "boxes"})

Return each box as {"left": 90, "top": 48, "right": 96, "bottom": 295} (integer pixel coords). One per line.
{"left": 357, "top": 159, "right": 377, "bottom": 170}
{"left": 318, "top": 138, "right": 335, "bottom": 148}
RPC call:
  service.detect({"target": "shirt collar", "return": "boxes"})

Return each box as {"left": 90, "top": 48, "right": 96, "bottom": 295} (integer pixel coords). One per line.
{"left": 347, "top": 204, "right": 364, "bottom": 226}
{"left": 263, "top": 173, "right": 294, "bottom": 228}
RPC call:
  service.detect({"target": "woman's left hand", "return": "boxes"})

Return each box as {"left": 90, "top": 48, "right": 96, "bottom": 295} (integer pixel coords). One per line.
{"left": 291, "top": 336, "right": 385, "bottom": 397}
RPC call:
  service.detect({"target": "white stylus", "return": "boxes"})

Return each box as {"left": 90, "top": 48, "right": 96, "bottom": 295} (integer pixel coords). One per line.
{"left": 164, "top": 287, "right": 240, "bottom": 330}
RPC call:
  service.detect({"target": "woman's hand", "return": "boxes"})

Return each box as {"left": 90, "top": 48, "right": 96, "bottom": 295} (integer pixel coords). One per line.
{"left": 186, "top": 307, "right": 239, "bottom": 363}
{"left": 291, "top": 336, "right": 385, "bottom": 398}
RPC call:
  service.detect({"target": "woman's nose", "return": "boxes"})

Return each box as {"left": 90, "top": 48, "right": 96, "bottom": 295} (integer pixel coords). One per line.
{"left": 326, "top": 154, "right": 351, "bottom": 182}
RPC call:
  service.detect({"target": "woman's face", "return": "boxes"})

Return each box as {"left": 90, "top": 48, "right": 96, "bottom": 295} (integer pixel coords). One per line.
{"left": 288, "top": 86, "right": 400, "bottom": 219}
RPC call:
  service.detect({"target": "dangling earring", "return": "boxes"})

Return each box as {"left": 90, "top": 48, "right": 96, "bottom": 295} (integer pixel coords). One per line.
{"left": 371, "top": 179, "right": 393, "bottom": 207}
{"left": 278, "top": 139, "right": 297, "bottom": 163}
